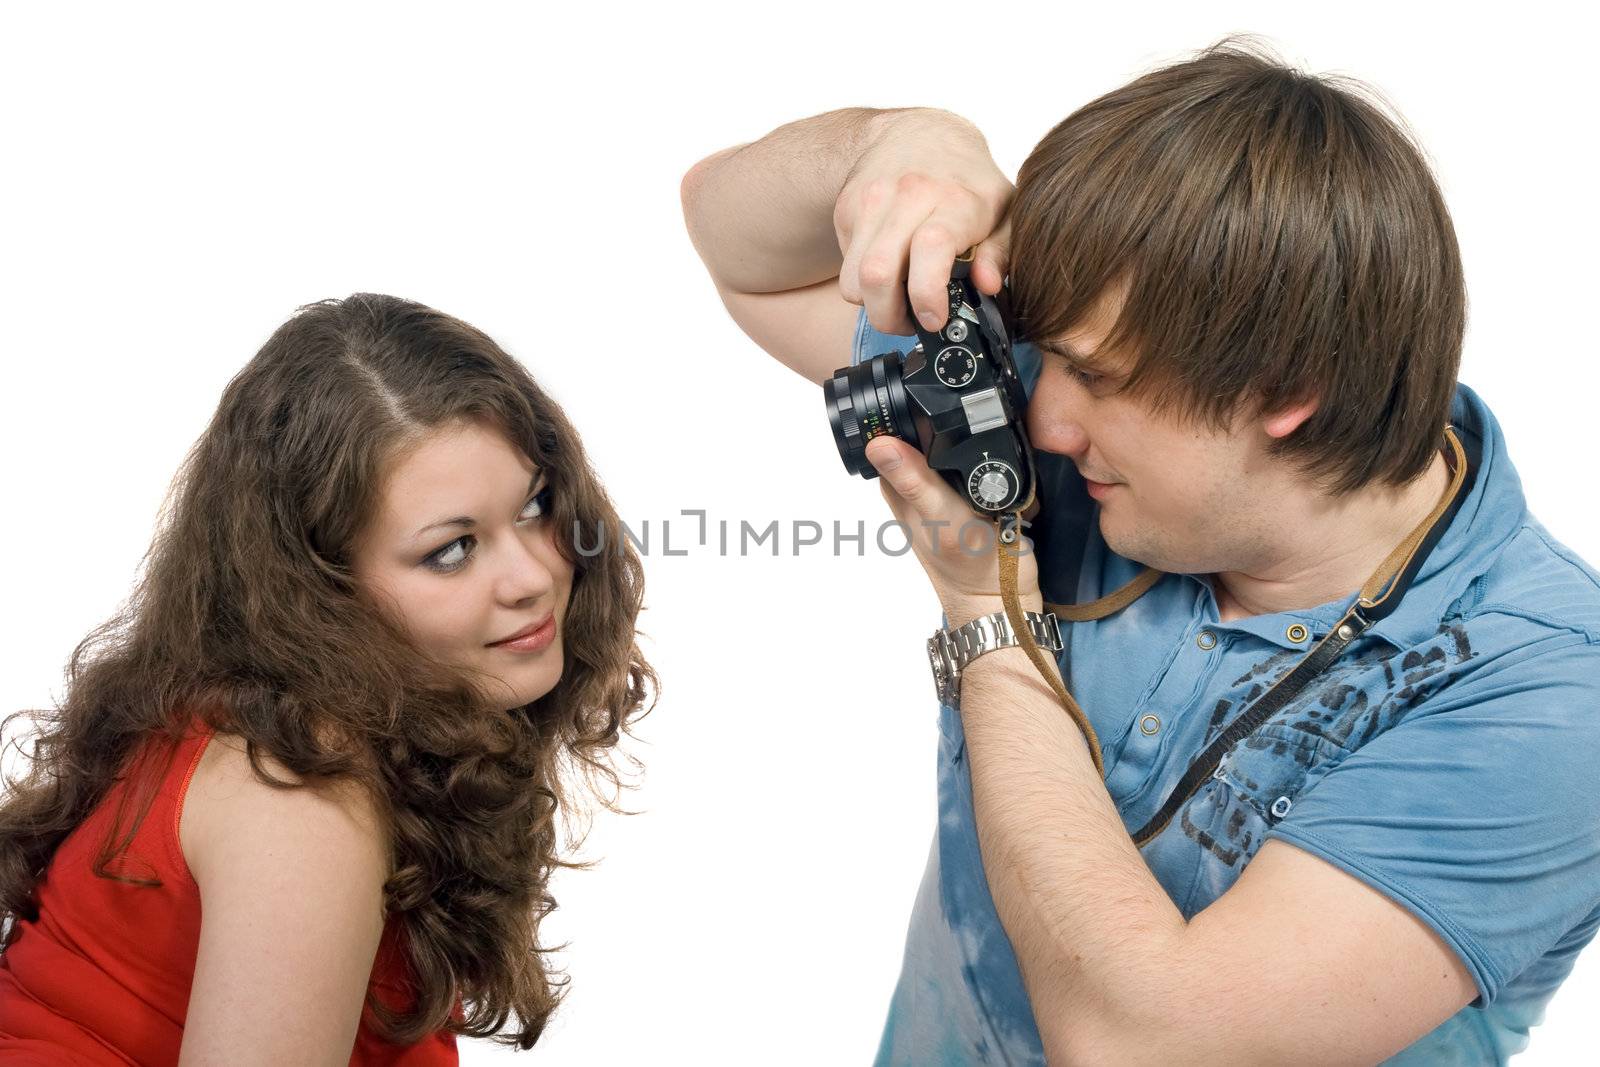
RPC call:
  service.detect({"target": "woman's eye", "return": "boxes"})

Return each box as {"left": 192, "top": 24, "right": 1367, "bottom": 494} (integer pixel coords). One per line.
{"left": 518, "top": 486, "right": 554, "bottom": 524}
{"left": 424, "top": 536, "right": 474, "bottom": 573}
{"left": 421, "top": 488, "right": 552, "bottom": 574}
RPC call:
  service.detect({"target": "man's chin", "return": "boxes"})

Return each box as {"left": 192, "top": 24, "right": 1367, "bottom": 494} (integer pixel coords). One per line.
{"left": 1097, "top": 515, "right": 1169, "bottom": 573}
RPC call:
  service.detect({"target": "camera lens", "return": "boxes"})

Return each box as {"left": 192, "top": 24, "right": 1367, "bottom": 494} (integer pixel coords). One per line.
{"left": 823, "top": 352, "right": 920, "bottom": 478}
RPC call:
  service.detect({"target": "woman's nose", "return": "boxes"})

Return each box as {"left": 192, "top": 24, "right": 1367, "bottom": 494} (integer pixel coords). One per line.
{"left": 498, "top": 531, "right": 558, "bottom": 606}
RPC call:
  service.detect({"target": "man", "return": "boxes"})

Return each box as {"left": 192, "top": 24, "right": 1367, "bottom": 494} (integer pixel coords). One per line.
{"left": 681, "top": 40, "right": 1600, "bottom": 1066}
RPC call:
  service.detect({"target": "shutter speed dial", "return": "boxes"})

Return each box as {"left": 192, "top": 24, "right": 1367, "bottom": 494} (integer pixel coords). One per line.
{"left": 934, "top": 346, "right": 978, "bottom": 388}
{"left": 968, "top": 459, "right": 1021, "bottom": 511}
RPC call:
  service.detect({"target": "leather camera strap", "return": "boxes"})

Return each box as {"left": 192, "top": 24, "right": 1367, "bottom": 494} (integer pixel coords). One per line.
{"left": 992, "top": 427, "right": 1471, "bottom": 837}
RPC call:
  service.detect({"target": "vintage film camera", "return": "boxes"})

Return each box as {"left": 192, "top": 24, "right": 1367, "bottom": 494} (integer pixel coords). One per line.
{"left": 823, "top": 253, "right": 1037, "bottom": 519}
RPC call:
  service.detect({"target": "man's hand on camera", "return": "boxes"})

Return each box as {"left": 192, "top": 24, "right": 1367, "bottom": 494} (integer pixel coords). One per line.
{"left": 865, "top": 435, "right": 1043, "bottom": 629}
{"left": 834, "top": 109, "right": 1015, "bottom": 337}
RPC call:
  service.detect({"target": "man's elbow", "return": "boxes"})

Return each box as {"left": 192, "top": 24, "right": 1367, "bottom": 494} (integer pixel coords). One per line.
{"left": 678, "top": 155, "right": 709, "bottom": 221}
{"left": 679, "top": 145, "right": 744, "bottom": 237}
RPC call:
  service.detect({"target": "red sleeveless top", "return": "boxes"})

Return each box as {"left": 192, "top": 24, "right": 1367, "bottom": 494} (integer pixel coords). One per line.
{"left": 0, "top": 723, "right": 459, "bottom": 1065}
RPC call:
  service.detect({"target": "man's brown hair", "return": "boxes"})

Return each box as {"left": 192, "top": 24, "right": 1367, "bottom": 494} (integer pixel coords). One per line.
{"left": 1008, "top": 37, "right": 1466, "bottom": 494}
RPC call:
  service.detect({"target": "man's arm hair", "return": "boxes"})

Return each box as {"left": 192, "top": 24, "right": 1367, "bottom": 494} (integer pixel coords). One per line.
{"left": 684, "top": 107, "right": 1013, "bottom": 384}
{"left": 681, "top": 109, "right": 908, "bottom": 385}
{"left": 682, "top": 108, "right": 901, "bottom": 294}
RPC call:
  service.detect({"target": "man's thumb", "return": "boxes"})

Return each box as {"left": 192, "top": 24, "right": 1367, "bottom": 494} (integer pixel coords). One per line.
{"left": 866, "top": 436, "right": 905, "bottom": 476}
{"left": 866, "top": 437, "right": 929, "bottom": 509}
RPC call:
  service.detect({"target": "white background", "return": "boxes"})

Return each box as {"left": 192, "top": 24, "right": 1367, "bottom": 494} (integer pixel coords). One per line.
{"left": 2, "top": 2, "right": 1596, "bottom": 1063}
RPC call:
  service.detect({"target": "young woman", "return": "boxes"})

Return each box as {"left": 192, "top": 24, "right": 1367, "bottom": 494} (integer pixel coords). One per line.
{"left": 0, "top": 294, "right": 657, "bottom": 1064}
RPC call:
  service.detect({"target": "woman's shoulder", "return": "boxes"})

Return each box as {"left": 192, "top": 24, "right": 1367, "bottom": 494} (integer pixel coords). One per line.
{"left": 179, "top": 730, "right": 390, "bottom": 888}
{"left": 175, "top": 730, "right": 401, "bottom": 1062}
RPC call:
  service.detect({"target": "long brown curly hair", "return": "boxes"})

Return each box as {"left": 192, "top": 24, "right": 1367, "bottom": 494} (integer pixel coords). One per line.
{"left": 0, "top": 293, "right": 657, "bottom": 1047}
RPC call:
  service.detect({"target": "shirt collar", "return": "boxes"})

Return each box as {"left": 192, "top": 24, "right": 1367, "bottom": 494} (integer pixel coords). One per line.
{"left": 1360, "top": 383, "right": 1527, "bottom": 650}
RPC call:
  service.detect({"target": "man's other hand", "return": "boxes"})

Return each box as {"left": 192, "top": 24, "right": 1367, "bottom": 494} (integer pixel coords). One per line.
{"left": 834, "top": 109, "right": 1014, "bottom": 337}
{"left": 865, "top": 435, "right": 1042, "bottom": 625}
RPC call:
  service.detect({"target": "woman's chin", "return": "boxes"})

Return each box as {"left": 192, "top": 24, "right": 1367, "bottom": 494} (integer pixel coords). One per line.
{"left": 492, "top": 659, "right": 563, "bottom": 711}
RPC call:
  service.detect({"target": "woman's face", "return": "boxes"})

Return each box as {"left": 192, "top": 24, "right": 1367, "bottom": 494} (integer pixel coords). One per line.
{"left": 351, "top": 418, "right": 573, "bottom": 711}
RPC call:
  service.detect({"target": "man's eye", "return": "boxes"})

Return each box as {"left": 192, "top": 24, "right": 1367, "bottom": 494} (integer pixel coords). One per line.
{"left": 518, "top": 486, "right": 554, "bottom": 523}
{"left": 1049, "top": 354, "right": 1100, "bottom": 389}
{"left": 424, "top": 536, "right": 474, "bottom": 573}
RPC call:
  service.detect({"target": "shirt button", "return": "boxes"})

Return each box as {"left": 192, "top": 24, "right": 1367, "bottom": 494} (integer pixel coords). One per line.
{"left": 1270, "top": 796, "right": 1293, "bottom": 819}
{"left": 1196, "top": 630, "right": 1218, "bottom": 650}
{"left": 1286, "top": 623, "right": 1309, "bottom": 643}
{"left": 1138, "top": 713, "right": 1161, "bottom": 736}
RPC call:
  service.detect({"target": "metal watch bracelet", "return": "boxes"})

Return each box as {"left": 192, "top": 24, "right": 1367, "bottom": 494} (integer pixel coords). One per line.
{"left": 927, "top": 609, "right": 1063, "bottom": 706}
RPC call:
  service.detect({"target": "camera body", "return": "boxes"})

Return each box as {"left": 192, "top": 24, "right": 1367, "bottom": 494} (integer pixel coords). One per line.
{"left": 824, "top": 255, "right": 1036, "bottom": 516}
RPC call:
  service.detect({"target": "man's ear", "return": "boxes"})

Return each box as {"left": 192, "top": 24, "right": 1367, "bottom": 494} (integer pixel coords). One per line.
{"left": 1262, "top": 396, "right": 1319, "bottom": 440}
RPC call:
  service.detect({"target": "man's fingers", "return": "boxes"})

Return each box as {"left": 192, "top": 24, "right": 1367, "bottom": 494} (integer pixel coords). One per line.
{"left": 837, "top": 176, "right": 897, "bottom": 309}
{"left": 972, "top": 214, "right": 1012, "bottom": 296}
{"left": 854, "top": 191, "right": 941, "bottom": 336}
{"left": 840, "top": 172, "right": 1011, "bottom": 334}
{"left": 907, "top": 211, "right": 976, "bottom": 330}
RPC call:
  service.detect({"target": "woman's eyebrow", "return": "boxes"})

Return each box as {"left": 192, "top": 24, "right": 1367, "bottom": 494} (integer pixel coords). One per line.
{"left": 413, "top": 470, "right": 543, "bottom": 539}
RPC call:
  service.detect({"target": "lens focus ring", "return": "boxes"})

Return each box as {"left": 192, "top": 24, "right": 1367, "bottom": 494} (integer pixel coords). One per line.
{"left": 824, "top": 352, "right": 917, "bottom": 477}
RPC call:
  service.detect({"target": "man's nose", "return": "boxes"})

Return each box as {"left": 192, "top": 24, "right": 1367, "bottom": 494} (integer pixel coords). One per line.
{"left": 1026, "top": 378, "right": 1091, "bottom": 459}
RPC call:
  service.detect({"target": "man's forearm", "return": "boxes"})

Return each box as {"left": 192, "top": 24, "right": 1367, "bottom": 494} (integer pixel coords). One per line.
{"left": 957, "top": 637, "right": 1192, "bottom": 1065}
{"left": 680, "top": 107, "right": 907, "bottom": 293}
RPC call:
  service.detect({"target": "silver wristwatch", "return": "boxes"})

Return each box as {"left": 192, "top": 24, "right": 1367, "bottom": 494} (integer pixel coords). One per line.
{"left": 927, "top": 609, "right": 1063, "bottom": 706}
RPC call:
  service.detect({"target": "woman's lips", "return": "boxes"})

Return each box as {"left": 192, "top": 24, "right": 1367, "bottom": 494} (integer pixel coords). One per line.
{"left": 488, "top": 615, "right": 556, "bottom": 653}
{"left": 1084, "top": 477, "right": 1119, "bottom": 501}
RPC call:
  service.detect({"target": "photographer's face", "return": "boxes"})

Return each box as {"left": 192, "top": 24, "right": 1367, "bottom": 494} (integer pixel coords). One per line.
{"left": 1026, "top": 289, "right": 1289, "bottom": 576}
{"left": 351, "top": 418, "right": 573, "bottom": 712}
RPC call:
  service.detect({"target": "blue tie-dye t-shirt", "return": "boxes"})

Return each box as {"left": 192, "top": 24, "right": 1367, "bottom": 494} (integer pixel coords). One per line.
{"left": 851, "top": 308, "right": 1600, "bottom": 1066}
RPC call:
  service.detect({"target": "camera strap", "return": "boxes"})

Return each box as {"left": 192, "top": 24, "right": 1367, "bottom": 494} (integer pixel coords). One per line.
{"left": 993, "top": 427, "right": 1472, "bottom": 845}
